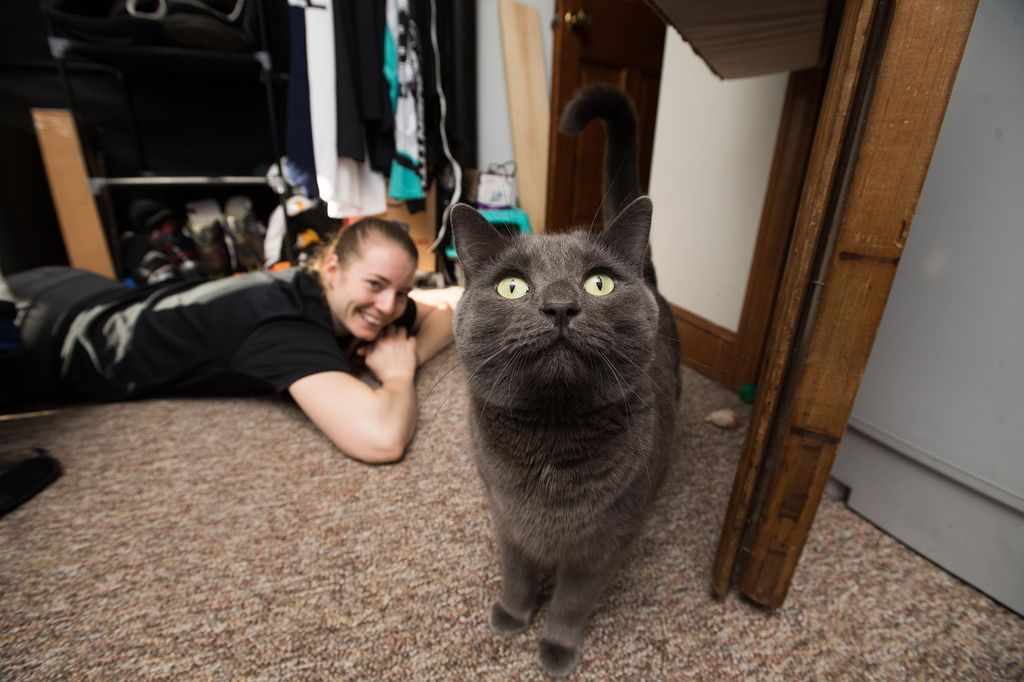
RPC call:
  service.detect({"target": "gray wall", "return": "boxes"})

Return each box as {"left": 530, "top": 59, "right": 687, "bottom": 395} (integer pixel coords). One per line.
{"left": 648, "top": 31, "right": 787, "bottom": 329}
{"left": 475, "top": 0, "right": 554, "bottom": 171}
{"left": 831, "top": 0, "right": 1024, "bottom": 615}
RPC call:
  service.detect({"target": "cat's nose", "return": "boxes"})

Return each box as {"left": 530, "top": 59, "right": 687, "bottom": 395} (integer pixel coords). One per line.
{"left": 541, "top": 302, "right": 581, "bottom": 328}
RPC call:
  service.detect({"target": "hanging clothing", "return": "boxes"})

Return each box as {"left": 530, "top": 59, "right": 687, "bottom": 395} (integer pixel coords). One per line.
{"left": 284, "top": 2, "right": 317, "bottom": 199}
{"left": 301, "top": 0, "right": 387, "bottom": 219}
{"left": 334, "top": 1, "right": 395, "bottom": 174}
{"left": 285, "top": 0, "right": 459, "bottom": 219}
{"left": 409, "top": 0, "right": 446, "bottom": 189}
{"left": 388, "top": 0, "right": 427, "bottom": 203}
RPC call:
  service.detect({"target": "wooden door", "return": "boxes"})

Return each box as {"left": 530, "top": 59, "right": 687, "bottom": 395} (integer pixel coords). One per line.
{"left": 544, "top": 0, "right": 665, "bottom": 233}
{"left": 712, "top": 0, "right": 979, "bottom": 607}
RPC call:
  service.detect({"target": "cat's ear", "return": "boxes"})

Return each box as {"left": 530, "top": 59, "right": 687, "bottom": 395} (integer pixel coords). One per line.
{"left": 451, "top": 204, "right": 508, "bottom": 280}
{"left": 598, "top": 195, "right": 653, "bottom": 272}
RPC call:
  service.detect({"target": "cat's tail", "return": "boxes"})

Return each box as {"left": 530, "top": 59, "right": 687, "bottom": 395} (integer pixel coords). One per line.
{"left": 560, "top": 84, "right": 657, "bottom": 288}
{"left": 559, "top": 84, "right": 641, "bottom": 227}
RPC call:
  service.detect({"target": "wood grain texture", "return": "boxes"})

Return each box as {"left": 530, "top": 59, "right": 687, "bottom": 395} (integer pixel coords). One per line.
{"left": 381, "top": 184, "right": 437, "bottom": 272}
{"left": 711, "top": 0, "right": 879, "bottom": 598}
{"left": 739, "top": 0, "right": 979, "bottom": 607}
{"left": 645, "top": 0, "right": 829, "bottom": 78}
{"left": 544, "top": 0, "right": 665, "bottom": 234}
{"left": 670, "top": 303, "right": 737, "bottom": 385}
{"left": 31, "top": 109, "right": 116, "bottom": 278}
{"left": 499, "top": 0, "right": 550, "bottom": 235}
{"left": 731, "top": 68, "right": 827, "bottom": 392}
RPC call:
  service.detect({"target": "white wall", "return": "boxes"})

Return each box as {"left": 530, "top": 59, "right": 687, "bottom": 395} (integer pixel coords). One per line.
{"left": 475, "top": 0, "right": 554, "bottom": 170}
{"left": 831, "top": 0, "right": 1024, "bottom": 615}
{"left": 475, "top": 6, "right": 787, "bottom": 333}
{"left": 648, "top": 32, "right": 788, "bottom": 332}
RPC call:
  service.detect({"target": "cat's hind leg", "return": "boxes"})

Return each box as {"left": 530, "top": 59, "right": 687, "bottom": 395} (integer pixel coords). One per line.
{"left": 537, "top": 562, "right": 612, "bottom": 677}
{"left": 490, "top": 535, "right": 545, "bottom": 636}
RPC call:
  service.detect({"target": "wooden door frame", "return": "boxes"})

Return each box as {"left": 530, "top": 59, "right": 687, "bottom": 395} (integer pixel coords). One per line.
{"left": 726, "top": 67, "right": 828, "bottom": 391}
{"left": 671, "top": 65, "right": 829, "bottom": 390}
{"left": 712, "top": 0, "right": 979, "bottom": 607}
{"left": 545, "top": 0, "right": 666, "bottom": 234}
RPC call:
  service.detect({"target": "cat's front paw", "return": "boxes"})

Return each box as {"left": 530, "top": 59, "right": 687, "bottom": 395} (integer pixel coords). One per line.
{"left": 538, "top": 639, "right": 581, "bottom": 678}
{"left": 488, "top": 601, "right": 531, "bottom": 636}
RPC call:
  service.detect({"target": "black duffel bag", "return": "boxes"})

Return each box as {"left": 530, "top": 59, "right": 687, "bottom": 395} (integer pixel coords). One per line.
{"left": 41, "top": 0, "right": 258, "bottom": 51}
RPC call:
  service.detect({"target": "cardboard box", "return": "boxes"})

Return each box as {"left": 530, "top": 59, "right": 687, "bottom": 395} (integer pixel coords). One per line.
{"left": 380, "top": 183, "right": 438, "bottom": 273}
{"left": 32, "top": 109, "right": 117, "bottom": 278}
{"left": 645, "top": 0, "right": 829, "bottom": 78}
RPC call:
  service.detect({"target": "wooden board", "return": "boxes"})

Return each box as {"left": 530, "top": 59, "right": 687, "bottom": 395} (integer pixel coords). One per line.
{"left": 646, "top": 0, "right": 829, "bottom": 79}
{"left": 735, "top": 0, "right": 979, "bottom": 608}
{"left": 381, "top": 184, "right": 437, "bottom": 273}
{"left": 499, "top": 0, "right": 549, "bottom": 233}
{"left": 730, "top": 68, "right": 827, "bottom": 391}
{"left": 31, "top": 109, "right": 116, "bottom": 278}
{"left": 711, "top": 0, "right": 881, "bottom": 599}
{"left": 670, "top": 303, "right": 737, "bottom": 386}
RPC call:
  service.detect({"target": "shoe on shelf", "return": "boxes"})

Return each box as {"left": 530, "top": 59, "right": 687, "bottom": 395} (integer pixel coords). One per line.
{"left": 224, "top": 195, "right": 266, "bottom": 272}
{"left": 136, "top": 250, "right": 179, "bottom": 285}
{"left": 128, "top": 199, "right": 203, "bottom": 280}
{"left": 184, "top": 199, "right": 232, "bottom": 278}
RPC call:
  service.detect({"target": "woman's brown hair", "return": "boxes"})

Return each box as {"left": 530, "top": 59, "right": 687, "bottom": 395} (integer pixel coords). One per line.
{"left": 310, "top": 217, "right": 419, "bottom": 272}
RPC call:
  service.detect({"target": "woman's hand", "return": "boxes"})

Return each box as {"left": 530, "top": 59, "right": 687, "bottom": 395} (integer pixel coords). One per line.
{"left": 293, "top": 325, "right": 418, "bottom": 463}
{"left": 360, "top": 325, "right": 418, "bottom": 385}
{"left": 408, "top": 287, "right": 461, "bottom": 365}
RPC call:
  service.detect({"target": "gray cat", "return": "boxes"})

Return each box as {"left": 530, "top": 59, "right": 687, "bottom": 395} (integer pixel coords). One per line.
{"left": 451, "top": 84, "right": 681, "bottom": 677}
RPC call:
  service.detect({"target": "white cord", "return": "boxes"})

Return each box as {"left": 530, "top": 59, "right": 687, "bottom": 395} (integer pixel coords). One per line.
{"left": 128, "top": 0, "right": 246, "bottom": 23}
{"left": 426, "top": 0, "right": 463, "bottom": 253}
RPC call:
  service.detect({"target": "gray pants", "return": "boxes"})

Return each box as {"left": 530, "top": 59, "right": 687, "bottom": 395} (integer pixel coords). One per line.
{"left": 3, "top": 267, "right": 125, "bottom": 406}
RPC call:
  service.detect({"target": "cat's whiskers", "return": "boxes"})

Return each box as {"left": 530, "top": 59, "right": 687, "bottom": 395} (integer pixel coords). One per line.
{"left": 678, "top": 356, "right": 720, "bottom": 372}
{"left": 604, "top": 343, "right": 678, "bottom": 410}
{"left": 594, "top": 350, "right": 654, "bottom": 492}
{"left": 507, "top": 347, "right": 529, "bottom": 411}
{"left": 591, "top": 347, "right": 657, "bottom": 416}
{"left": 430, "top": 344, "right": 509, "bottom": 423}
{"left": 645, "top": 329, "right": 726, "bottom": 373}
{"left": 479, "top": 348, "right": 523, "bottom": 422}
{"left": 584, "top": 329, "right": 667, "bottom": 418}
{"left": 589, "top": 146, "right": 634, "bottom": 233}
{"left": 423, "top": 349, "right": 468, "bottom": 404}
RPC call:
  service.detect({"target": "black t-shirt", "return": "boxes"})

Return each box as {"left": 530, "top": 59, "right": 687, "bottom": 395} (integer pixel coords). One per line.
{"left": 57, "top": 269, "right": 417, "bottom": 401}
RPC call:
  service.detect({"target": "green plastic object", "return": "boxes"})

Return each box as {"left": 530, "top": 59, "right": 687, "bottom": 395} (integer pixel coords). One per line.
{"left": 738, "top": 383, "right": 756, "bottom": 405}
{"left": 445, "top": 207, "right": 532, "bottom": 260}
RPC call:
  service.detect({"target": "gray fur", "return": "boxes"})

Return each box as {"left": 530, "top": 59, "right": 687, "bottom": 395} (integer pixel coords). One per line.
{"left": 559, "top": 82, "right": 640, "bottom": 226}
{"left": 452, "top": 85, "right": 681, "bottom": 678}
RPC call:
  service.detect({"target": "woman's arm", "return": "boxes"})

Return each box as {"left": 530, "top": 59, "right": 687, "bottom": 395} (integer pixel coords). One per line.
{"left": 288, "top": 327, "right": 418, "bottom": 464}
{"left": 409, "top": 286, "right": 461, "bottom": 366}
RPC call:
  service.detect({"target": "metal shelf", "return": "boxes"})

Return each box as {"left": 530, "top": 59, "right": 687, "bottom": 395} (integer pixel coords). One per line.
{"left": 44, "top": 0, "right": 294, "bottom": 269}
{"left": 88, "top": 175, "right": 285, "bottom": 192}
{"left": 48, "top": 37, "right": 274, "bottom": 77}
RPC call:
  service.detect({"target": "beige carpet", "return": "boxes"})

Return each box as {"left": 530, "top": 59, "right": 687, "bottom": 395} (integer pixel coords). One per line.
{"left": 1, "top": 347, "right": 1021, "bottom": 680}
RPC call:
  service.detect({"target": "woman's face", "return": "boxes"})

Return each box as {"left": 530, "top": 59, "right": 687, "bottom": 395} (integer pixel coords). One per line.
{"left": 322, "top": 239, "right": 417, "bottom": 341}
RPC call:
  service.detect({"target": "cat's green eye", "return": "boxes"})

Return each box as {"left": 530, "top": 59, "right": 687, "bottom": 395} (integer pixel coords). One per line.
{"left": 584, "top": 274, "right": 615, "bottom": 297}
{"left": 496, "top": 276, "right": 530, "bottom": 300}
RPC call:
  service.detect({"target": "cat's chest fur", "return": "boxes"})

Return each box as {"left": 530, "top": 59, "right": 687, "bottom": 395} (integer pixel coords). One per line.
{"left": 469, "top": 397, "right": 664, "bottom": 560}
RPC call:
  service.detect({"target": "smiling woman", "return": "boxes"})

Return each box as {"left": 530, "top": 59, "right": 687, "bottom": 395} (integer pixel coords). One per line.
{"left": 2, "top": 218, "right": 459, "bottom": 464}
{"left": 289, "top": 218, "right": 459, "bottom": 462}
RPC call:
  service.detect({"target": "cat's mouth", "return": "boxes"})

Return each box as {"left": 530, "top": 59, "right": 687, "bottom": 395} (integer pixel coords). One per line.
{"left": 546, "top": 329, "right": 576, "bottom": 348}
{"left": 541, "top": 333, "right": 593, "bottom": 364}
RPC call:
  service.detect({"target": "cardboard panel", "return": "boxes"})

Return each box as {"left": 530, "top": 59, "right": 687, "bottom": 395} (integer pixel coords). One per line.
{"left": 647, "top": 0, "right": 829, "bottom": 78}
{"left": 380, "top": 184, "right": 438, "bottom": 273}
{"left": 31, "top": 109, "right": 116, "bottom": 278}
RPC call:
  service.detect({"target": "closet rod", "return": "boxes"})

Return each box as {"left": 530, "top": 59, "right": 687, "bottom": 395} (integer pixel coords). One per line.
{"left": 89, "top": 176, "right": 280, "bottom": 193}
